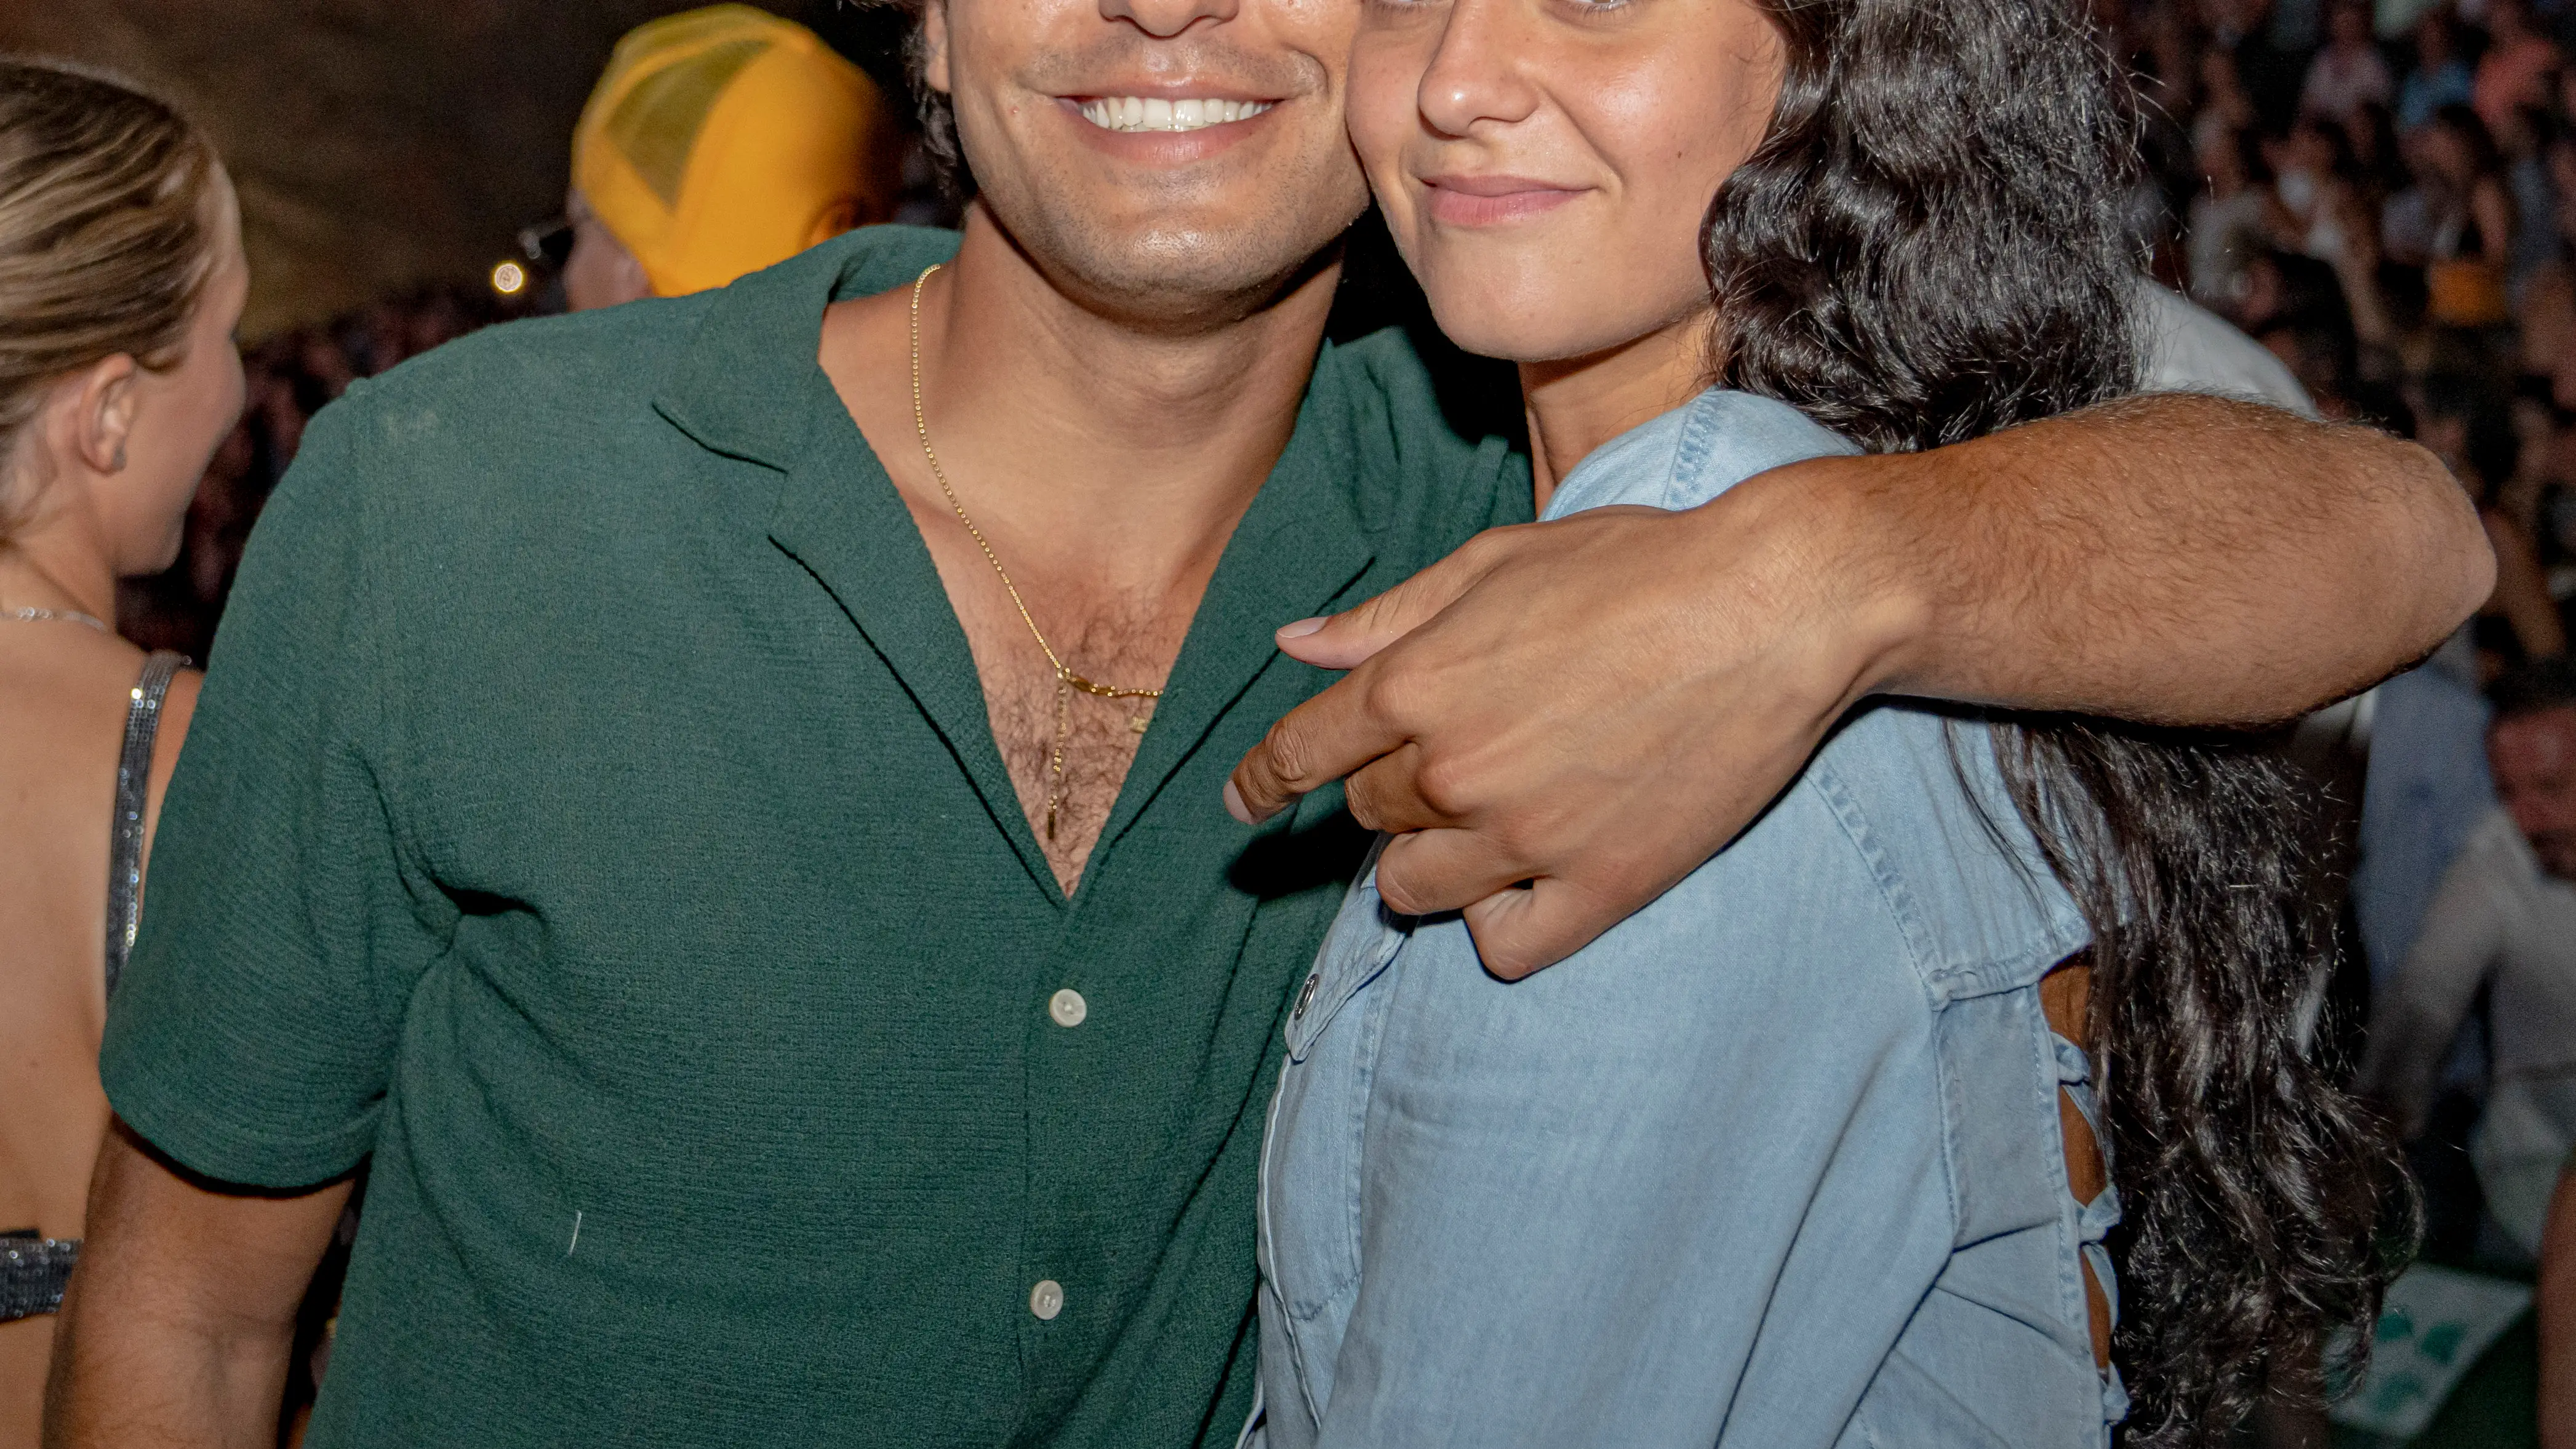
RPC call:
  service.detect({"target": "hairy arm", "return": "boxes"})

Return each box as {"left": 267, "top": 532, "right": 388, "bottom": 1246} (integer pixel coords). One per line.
{"left": 1849, "top": 394, "right": 2482, "bottom": 719}
{"left": 1230, "top": 394, "right": 2490, "bottom": 976}
{"left": 44, "top": 1123, "right": 348, "bottom": 1448}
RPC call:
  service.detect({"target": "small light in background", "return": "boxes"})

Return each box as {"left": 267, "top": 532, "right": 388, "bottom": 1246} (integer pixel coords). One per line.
{"left": 489, "top": 260, "right": 528, "bottom": 297}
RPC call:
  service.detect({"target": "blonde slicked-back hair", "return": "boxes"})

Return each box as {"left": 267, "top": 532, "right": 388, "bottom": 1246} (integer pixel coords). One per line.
{"left": 0, "top": 57, "right": 222, "bottom": 499}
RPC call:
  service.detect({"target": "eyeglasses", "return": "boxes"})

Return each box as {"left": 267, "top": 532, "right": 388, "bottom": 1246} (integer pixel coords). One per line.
{"left": 517, "top": 217, "right": 575, "bottom": 270}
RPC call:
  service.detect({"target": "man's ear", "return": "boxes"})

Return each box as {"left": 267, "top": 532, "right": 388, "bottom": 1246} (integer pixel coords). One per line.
{"left": 921, "top": 1, "right": 953, "bottom": 95}
{"left": 68, "top": 354, "right": 140, "bottom": 474}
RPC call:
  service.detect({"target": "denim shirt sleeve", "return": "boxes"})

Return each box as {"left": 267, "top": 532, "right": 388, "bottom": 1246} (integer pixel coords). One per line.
{"left": 1255, "top": 391, "right": 2112, "bottom": 1449}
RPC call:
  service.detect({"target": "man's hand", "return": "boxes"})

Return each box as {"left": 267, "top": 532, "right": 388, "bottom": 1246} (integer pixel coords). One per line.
{"left": 44, "top": 1122, "right": 347, "bottom": 1449}
{"left": 1230, "top": 394, "right": 2490, "bottom": 977}
{"left": 1228, "top": 500, "right": 1902, "bottom": 979}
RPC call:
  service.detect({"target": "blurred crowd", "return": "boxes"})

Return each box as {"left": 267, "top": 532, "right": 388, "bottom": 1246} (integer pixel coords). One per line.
{"left": 2114, "top": 0, "right": 2576, "bottom": 676}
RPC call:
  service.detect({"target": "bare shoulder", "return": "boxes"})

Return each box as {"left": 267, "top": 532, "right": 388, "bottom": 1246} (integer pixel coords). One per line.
{"left": 0, "top": 628, "right": 142, "bottom": 860}
{"left": 0, "top": 626, "right": 137, "bottom": 992}
{"left": 0, "top": 627, "right": 148, "bottom": 765}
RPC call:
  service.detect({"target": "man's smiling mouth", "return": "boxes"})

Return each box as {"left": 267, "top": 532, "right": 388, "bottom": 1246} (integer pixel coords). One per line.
{"left": 1076, "top": 97, "right": 1276, "bottom": 133}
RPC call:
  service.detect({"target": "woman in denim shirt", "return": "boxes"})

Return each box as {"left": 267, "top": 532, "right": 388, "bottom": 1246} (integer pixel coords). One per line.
{"left": 1252, "top": 1, "right": 2405, "bottom": 1445}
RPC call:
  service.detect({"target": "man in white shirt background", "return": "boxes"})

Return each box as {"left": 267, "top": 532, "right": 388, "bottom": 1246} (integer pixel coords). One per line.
{"left": 2365, "top": 658, "right": 2576, "bottom": 1256}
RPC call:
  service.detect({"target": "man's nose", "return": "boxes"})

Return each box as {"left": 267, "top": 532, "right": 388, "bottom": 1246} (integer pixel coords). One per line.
{"left": 1098, "top": 0, "right": 1239, "bottom": 39}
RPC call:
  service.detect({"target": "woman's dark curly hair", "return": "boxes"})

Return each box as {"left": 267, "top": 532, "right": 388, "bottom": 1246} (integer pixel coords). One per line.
{"left": 1708, "top": 0, "right": 2410, "bottom": 1440}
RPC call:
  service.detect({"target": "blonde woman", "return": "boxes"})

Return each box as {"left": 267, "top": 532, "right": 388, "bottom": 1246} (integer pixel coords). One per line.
{"left": 0, "top": 58, "right": 245, "bottom": 1442}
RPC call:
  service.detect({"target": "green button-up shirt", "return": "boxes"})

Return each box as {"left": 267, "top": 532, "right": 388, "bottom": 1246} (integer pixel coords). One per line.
{"left": 102, "top": 227, "right": 1529, "bottom": 1447}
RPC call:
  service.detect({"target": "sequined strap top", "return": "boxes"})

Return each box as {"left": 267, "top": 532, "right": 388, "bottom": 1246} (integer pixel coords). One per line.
{"left": 0, "top": 1234, "right": 80, "bottom": 1322}
{"left": 2, "top": 650, "right": 185, "bottom": 1324}
{"left": 106, "top": 651, "right": 184, "bottom": 997}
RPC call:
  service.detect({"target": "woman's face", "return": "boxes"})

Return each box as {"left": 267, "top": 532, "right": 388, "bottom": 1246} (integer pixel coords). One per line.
{"left": 1348, "top": 0, "right": 1784, "bottom": 363}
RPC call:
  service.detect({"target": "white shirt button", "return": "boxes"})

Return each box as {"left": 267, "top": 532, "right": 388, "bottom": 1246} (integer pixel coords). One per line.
{"left": 1030, "top": 1279, "right": 1065, "bottom": 1320}
{"left": 1049, "top": 989, "right": 1088, "bottom": 1028}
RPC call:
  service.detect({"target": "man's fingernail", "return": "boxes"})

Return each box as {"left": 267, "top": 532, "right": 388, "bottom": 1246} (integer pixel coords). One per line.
{"left": 1225, "top": 780, "right": 1257, "bottom": 825}
{"left": 1276, "top": 617, "right": 1329, "bottom": 641}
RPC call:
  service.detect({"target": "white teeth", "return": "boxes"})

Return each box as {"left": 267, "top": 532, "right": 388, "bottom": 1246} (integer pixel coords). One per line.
{"left": 1078, "top": 97, "right": 1274, "bottom": 133}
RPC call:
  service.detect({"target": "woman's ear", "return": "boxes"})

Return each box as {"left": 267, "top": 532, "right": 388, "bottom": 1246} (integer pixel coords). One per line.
{"left": 66, "top": 353, "right": 140, "bottom": 474}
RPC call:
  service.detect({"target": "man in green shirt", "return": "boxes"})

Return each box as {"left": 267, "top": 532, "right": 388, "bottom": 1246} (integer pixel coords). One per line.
{"left": 52, "top": 0, "right": 2483, "bottom": 1445}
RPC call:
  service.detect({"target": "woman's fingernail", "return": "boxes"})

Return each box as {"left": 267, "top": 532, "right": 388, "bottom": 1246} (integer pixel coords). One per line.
{"left": 1277, "top": 617, "right": 1329, "bottom": 641}
{"left": 1225, "top": 780, "right": 1257, "bottom": 825}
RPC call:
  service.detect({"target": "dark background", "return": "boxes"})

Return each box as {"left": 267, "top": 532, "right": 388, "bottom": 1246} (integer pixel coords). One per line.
{"left": 0, "top": 1, "right": 914, "bottom": 336}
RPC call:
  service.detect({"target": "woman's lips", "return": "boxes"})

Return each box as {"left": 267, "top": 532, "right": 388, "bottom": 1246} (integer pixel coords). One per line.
{"left": 1419, "top": 175, "right": 1586, "bottom": 226}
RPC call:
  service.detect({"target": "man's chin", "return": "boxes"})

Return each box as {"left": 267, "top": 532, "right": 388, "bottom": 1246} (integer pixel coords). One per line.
{"left": 1005, "top": 206, "right": 1356, "bottom": 330}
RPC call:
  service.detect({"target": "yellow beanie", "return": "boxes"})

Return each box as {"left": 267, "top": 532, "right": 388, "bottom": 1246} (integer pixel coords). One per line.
{"left": 572, "top": 5, "right": 903, "bottom": 298}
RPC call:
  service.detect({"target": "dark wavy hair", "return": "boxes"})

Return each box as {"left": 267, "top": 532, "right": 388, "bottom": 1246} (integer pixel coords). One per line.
{"left": 891, "top": 4, "right": 972, "bottom": 199}
{"left": 1706, "top": 1, "right": 2409, "bottom": 1441}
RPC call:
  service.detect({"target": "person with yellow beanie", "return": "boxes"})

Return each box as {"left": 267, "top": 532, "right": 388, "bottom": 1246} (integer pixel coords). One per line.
{"left": 558, "top": 5, "right": 902, "bottom": 311}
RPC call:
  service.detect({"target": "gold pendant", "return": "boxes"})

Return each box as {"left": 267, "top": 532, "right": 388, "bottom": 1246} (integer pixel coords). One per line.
{"left": 1046, "top": 673, "right": 1071, "bottom": 842}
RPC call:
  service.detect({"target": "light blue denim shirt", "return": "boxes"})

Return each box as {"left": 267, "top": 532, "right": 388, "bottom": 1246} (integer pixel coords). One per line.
{"left": 1250, "top": 391, "right": 2124, "bottom": 1448}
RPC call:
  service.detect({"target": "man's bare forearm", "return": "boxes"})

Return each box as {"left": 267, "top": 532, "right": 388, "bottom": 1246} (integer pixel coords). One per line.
{"left": 1227, "top": 390, "right": 2492, "bottom": 973}
{"left": 44, "top": 1124, "right": 346, "bottom": 1448}
{"left": 46, "top": 1304, "right": 292, "bottom": 1449}
{"left": 1771, "top": 393, "right": 2492, "bottom": 725}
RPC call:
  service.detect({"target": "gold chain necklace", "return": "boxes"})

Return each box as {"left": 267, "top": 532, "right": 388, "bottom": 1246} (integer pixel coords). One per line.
{"left": 910, "top": 263, "right": 1159, "bottom": 844}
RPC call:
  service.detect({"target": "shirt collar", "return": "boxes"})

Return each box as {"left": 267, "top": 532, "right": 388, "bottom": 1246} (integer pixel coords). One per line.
{"left": 652, "top": 225, "right": 964, "bottom": 470}
{"left": 674, "top": 224, "right": 1381, "bottom": 904}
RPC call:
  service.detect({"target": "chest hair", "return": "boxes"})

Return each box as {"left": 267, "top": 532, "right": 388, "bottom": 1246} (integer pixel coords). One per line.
{"left": 965, "top": 591, "right": 1188, "bottom": 896}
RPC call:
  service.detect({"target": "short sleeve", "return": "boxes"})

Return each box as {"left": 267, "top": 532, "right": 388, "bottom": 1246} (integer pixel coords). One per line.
{"left": 101, "top": 391, "right": 455, "bottom": 1189}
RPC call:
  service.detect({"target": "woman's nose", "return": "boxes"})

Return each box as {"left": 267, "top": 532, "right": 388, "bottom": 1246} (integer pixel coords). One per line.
{"left": 1417, "top": 0, "right": 1540, "bottom": 138}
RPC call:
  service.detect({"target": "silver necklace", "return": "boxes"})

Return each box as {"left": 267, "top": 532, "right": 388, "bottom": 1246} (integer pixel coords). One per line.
{"left": 4, "top": 605, "right": 108, "bottom": 633}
